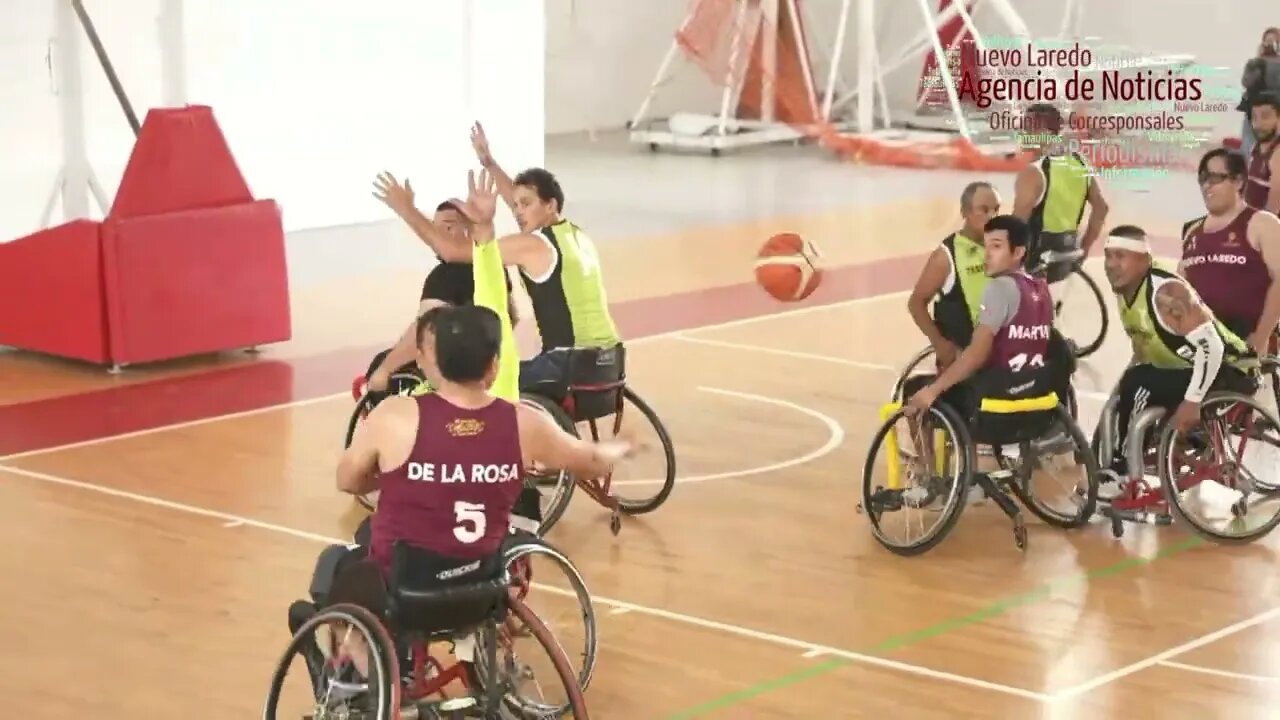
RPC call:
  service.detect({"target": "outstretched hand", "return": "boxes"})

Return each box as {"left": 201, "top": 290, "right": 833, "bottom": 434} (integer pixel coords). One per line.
{"left": 448, "top": 168, "right": 499, "bottom": 230}
{"left": 470, "top": 122, "right": 493, "bottom": 165}
{"left": 372, "top": 172, "right": 414, "bottom": 215}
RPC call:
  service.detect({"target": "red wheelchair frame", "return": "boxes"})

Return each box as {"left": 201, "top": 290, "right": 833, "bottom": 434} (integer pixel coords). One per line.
{"left": 398, "top": 553, "right": 553, "bottom": 704}
{"left": 1102, "top": 392, "right": 1272, "bottom": 539}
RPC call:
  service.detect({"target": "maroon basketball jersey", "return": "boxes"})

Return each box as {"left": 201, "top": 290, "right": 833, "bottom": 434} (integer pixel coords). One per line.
{"left": 987, "top": 271, "right": 1053, "bottom": 374}
{"left": 369, "top": 394, "right": 524, "bottom": 569}
{"left": 1182, "top": 207, "right": 1269, "bottom": 334}
{"left": 1246, "top": 139, "right": 1279, "bottom": 209}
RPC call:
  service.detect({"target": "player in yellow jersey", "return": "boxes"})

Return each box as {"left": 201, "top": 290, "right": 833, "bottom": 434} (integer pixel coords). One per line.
{"left": 467, "top": 122, "right": 621, "bottom": 387}
{"left": 1012, "top": 103, "right": 1110, "bottom": 283}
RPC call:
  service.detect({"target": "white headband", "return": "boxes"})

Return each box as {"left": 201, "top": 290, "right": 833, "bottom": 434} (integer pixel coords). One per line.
{"left": 1104, "top": 235, "right": 1151, "bottom": 254}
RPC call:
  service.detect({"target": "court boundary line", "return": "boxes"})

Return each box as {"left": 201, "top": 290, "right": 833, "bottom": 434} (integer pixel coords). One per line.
{"left": 1156, "top": 660, "right": 1279, "bottom": 683}
{"left": 0, "top": 292, "right": 904, "bottom": 464}
{"left": 0, "top": 404, "right": 1041, "bottom": 704}
{"left": 1048, "top": 606, "right": 1280, "bottom": 701}
{"left": 613, "top": 386, "right": 845, "bottom": 487}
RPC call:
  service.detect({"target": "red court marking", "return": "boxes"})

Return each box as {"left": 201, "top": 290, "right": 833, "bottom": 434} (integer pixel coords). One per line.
{"left": 0, "top": 234, "right": 1178, "bottom": 456}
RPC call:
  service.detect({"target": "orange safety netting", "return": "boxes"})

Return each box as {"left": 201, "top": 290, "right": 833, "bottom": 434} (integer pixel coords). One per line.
{"left": 673, "top": 0, "right": 1032, "bottom": 172}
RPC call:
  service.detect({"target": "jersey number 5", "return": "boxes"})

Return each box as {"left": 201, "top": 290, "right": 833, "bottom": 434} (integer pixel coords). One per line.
{"left": 453, "top": 501, "right": 486, "bottom": 544}
{"left": 1007, "top": 352, "right": 1045, "bottom": 372}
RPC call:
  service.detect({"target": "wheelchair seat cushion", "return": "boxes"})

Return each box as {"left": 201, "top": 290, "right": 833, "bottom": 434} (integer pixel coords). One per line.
{"left": 387, "top": 543, "right": 508, "bottom": 636}
{"left": 523, "top": 344, "right": 627, "bottom": 420}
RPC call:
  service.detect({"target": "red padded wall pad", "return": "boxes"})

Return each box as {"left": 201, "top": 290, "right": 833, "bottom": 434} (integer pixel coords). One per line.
{"left": 0, "top": 220, "right": 110, "bottom": 363}
{"left": 100, "top": 200, "right": 292, "bottom": 365}
{"left": 110, "top": 105, "right": 254, "bottom": 220}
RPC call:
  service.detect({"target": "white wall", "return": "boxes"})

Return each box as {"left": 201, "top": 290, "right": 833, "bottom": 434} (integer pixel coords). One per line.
{"left": 0, "top": 0, "right": 544, "bottom": 239}
{"left": 0, "top": 0, "right": 63, "bottom": 243}
{"left": 544, "top": 0, "right": 1274, "bottom": 140}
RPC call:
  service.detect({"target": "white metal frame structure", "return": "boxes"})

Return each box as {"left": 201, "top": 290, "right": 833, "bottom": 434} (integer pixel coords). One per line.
{"left": 629, "top": 0, "right": 1195, "bottom": 157}
{"left": 41, "top": 0, "right": 187, "bottom": 229}
{"left": 628, "top": 0, "right": 837, "bottom": 155}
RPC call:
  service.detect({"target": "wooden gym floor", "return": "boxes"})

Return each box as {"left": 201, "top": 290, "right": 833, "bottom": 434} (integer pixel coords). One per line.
{"left": 0, "top": 134, "right": 1276, "bottom": 718}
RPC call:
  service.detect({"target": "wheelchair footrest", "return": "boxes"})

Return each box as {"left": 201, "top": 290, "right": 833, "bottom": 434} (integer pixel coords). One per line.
{"left": 973, "top": 473, "right": 1028, "bottom": 551}
{"left": 408, "top": 696, "right": 481, "bottom": 719}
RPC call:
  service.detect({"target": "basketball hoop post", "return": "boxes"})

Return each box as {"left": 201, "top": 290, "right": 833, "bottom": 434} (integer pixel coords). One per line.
{"left": 629, "top": 0, "right": 849, "bottom": 155}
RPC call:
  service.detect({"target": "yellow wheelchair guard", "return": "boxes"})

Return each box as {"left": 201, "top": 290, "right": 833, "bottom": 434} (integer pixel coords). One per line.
{"left": 879, "top": 402, "right": 947, "bottom": 490}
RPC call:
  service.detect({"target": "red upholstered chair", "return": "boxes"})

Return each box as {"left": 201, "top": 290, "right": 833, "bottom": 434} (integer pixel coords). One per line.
{"left": 0, "top": 105, "right": 292, "bottom": 368}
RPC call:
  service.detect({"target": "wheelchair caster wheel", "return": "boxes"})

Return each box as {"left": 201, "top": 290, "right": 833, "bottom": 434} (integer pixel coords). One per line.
{"left": 1110, "top": 514, "right": 1125, "bottom": 538}
{"left": 610, "top": 512, "right": 622, "bottom": 535}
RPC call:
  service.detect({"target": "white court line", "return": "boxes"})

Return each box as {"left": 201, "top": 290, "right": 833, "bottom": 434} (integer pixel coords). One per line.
{"left": 0, "top": 443, "right": 1042, "bottom": 703}
{"left": 612, "top": 386, "right": 845, "bottom": 487}
{"left": 0, "top": 392, "right": 350, "bottom": 463}
{"left": 1050, "top": 607, "right": 1280, "bottom": 701}
{"left": 674, "top": 334, "right": 897, "bottom": 373}
{"left": 675, "top": 334, "right": 1112, "bottom": 402}
{"left": 0, "top": 291, "right": 904, "bottom": 464}
{"left": 1157, "top": 660, "right": 1279, "bottom": 683}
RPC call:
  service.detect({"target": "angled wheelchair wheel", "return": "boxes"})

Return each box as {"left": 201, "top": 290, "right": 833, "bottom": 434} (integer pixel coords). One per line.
{"left": 861, "top": 401, "right": 975, "bottom": 556}
{"left": 466, "top": 595, "right": 591, "bottom": 719}
{"left": 519, "top": 392, "right": 578, "bottom": 534}
{"left": 1002, "top": 405, "right": 1099, "bottom": 528}
{"left": 889, "top": 346, "right": 936, "bottom": 404}
{"left": 607, "top": 388, "right": 676, "bottom": 515}
{"left": 1157, "top": 392, "right": 1280, "bottom": 545}
{"left": 345, "top": 369, "right": 429, "bottom": 513}
{"left": 345, "top": 393, "right": 382, "bottom": 512}
{"left": 263, "top": 603, "right": 401, "bottom": 720}
{"left": 499, "top": 533, "right": 598, "bottom": 692}
{"left": 1051, "top": 267, "right": 1108, "bottom": 359}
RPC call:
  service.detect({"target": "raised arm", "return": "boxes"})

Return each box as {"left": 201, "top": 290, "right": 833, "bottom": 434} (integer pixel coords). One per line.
{"left": 371, "top": 172, "right": 453, "bottom": 254}
{"left": 454, "top": 168, "right": 521, "bottom": 403}
{"left": 471, "top": 122, "right": 518, "bottom": 217}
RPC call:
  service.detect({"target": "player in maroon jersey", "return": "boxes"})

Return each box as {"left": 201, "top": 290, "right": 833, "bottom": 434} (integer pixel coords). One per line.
{"left": 1181, "top": 148, "right": 1280, "bottom": 354}
{"left": 1244, "top": 94, "right": 1280, "bottom": 214}
{"left": 906, "top": 214, "right": 1065, "bottom": 420}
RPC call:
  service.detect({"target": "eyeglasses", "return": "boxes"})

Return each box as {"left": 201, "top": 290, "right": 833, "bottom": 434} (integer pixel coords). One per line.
{"left": 1198, "top": 171, "right": 1234, "bottom": 186}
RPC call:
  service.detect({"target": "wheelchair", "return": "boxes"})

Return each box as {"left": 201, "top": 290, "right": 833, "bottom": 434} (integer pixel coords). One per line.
{"left": 264, "top": 532, "right": 597, "bottom": 719}
{"left": 519, "top": 343, "right": 677, "bottom": 536}
{"left": 1089, "top": 359, "right": 1280, "bottom": 545}
{"left": 1027, "top": 240, "right": 1109, "bottom": 360}
{"left": 865, "top": 355, "right": 1099, "bottom": 556}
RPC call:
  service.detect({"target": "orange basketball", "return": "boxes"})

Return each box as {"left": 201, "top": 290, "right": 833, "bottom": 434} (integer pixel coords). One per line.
{"left": 754, "top": 232, "right": 822, "bottom": 302}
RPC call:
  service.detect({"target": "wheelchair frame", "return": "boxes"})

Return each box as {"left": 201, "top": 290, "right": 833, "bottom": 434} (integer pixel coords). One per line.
{"left": 1091, "top": 361, "right": 1280, "bottom": 544}
{"left": 521, "top": 381, "right": 676, "bottom": 536}
{"left": 266, "top": 537, "right": 595, "bottom": 719}
{"left": 861, "top": 394, "right": 1100, "bottom": 556}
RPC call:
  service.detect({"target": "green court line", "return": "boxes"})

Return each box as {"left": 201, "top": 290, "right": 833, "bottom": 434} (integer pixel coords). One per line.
{"left": 664, "top": 534, "right": 1206, "bottom": 719}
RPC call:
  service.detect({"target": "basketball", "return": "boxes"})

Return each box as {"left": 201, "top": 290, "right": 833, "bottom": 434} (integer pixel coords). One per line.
{"left": 754, "top": 232, "right": 822, "bottom": 302}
